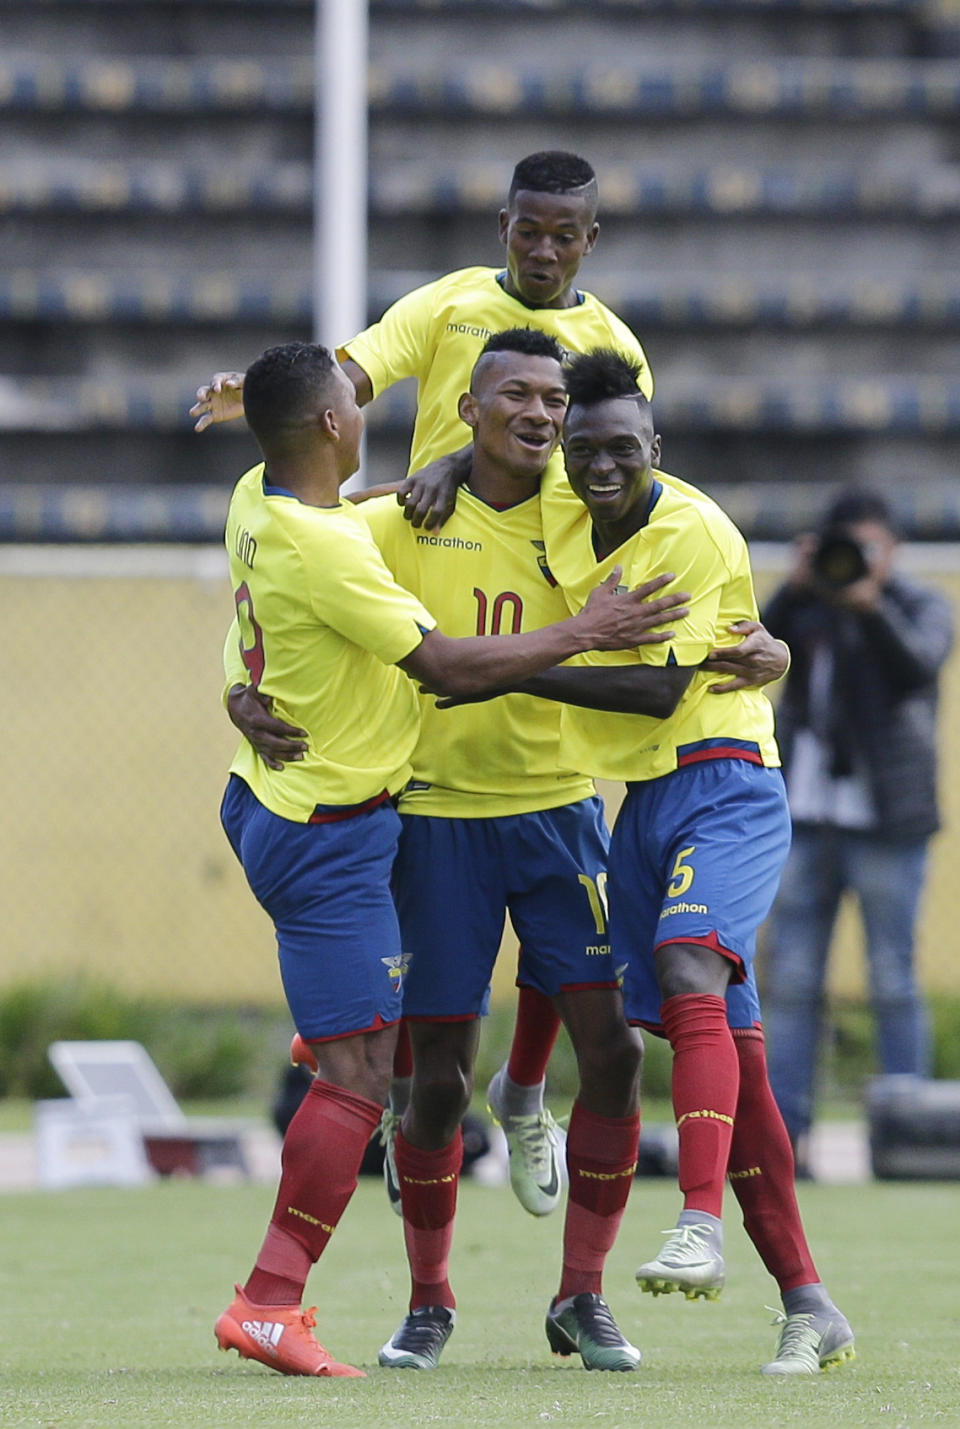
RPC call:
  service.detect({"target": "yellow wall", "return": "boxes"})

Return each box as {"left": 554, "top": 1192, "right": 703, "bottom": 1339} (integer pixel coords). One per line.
{"left": 2, "top": 545, "right": 957, "bottom": 1007}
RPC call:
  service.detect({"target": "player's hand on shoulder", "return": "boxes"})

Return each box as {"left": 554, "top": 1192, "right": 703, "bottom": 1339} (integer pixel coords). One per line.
{"left": 190, "top": 371, "right": 245, "bottom": 431}
{"left": 579, "top": 570, "right": 691, "bottom": 650}
{"left": 704, "top": 621, "right": 790, "bottom": 692}
{"left": 227, "top": 684, "right": 308, "bottom": 770}
{"left": 397, "top": 447, "right": 471, "bottom": 528}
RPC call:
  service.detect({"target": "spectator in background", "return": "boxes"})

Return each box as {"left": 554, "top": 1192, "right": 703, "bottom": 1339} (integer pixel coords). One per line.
{"left": 762, "top": 488, "right": 954, "bottom": 1175}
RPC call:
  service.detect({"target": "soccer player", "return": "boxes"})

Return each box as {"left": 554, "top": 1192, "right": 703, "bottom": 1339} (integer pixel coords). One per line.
{"left": 226, "top": 330, "right": 695, "bottom": 1373}
{"left": 195, "top": 150, "right": 787, "bottom": 1216}
{"left": 446, "top": 348, "right": 855, "bottom": 1376}
{"left": 212, "top": 339, "right": 691, "bottom": 1379}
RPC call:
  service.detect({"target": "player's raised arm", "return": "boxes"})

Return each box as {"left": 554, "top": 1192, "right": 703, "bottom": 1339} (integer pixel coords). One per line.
{"left": 400, "top": 568, "right": 687, "bottom": 699}
{"left": 190, "top": 371, "right": 245, "bottom": 431}
{"left": 192, "top": 356, "right": 375, "bottom": 432}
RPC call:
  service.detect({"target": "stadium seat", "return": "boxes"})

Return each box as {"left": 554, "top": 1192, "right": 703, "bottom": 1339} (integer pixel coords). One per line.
{"left": 43, "top": 1039, "right": 250, "bottom": 1181}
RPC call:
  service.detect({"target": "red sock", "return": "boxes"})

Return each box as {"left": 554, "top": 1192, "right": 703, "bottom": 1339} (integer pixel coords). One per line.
{"left": 729, "top": 1028, "right": 819, "bottom": 1291}
{"left": 392, "top": 1019, "right": 413, "bottom": 1079}
{"left": 395, "top": 1127, "right": 462, "bottom": 1311}
{"left": 507, "top": 980, "right": 562, "bottom": 1085}
{"left": 245, "top": 1078, "right": 382, "bottom": 1305}
{"left": 558, "top": 1100, "right": 639, "bottom": 1300}
{"left": 661, "top": 993, "right": 738, "bottom": 1220}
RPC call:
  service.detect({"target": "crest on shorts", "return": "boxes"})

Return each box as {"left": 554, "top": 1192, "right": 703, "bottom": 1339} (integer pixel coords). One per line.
{"left": 381, "top": 952, "right": 412, "bottom": 993}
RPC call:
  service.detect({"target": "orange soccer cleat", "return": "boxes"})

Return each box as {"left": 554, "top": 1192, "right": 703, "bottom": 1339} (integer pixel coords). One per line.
{"left": 290, "top": 1033, "right": 319, "bottom": 1074}
{"left": 215, "top": 1285, "right": 365, "bottom": 1378}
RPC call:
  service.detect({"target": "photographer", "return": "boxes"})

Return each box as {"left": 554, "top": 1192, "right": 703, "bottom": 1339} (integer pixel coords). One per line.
{"left": 761, "top": 489, "right": 954, "bottom": 1174}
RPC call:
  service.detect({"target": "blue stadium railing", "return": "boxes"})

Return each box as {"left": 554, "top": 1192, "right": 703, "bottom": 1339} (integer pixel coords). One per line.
{"left": 4, "top": 56, "right": 960, "bottom": 117}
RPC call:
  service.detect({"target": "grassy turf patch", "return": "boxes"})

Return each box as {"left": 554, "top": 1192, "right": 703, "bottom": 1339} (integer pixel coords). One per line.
{"left": 2, "top": 1177, "right": 957, "bottom": 1427}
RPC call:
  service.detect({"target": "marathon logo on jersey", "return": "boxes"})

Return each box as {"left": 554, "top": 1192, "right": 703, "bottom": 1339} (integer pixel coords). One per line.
{"left": 382, "top": 951, "right": 412, "bottom": 994}
{"left": 659, "top": 901, "right": 709, "bottom": 919}
{"left": 531, "top": 540, "right": 558, "bottom": 587}
{"left": 241, "top": 1318, "right": 284, "bottom": 1354}
{"left": 585, "top": 943, "right": 611, "bottom": 956}
{"left": 415, "top": 533, "right": 483, "bottom": 551}
{"left": 445, "top": 322, "right": 493, "bottom": 340}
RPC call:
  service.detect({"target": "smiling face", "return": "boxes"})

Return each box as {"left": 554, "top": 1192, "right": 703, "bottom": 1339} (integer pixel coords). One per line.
{"left": 498, "top": 189, "right": 599, "bottom": 309}
{"left": 458, "top": 350, "right": 567, "bottom": 485}
{"left": 563, "top": 395, "right": 661, "bottom": 535}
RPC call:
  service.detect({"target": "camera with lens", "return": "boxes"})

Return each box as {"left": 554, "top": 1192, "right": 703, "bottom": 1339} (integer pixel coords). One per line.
{"left": 811, "top": 527, "right": 870, "bottom": 590}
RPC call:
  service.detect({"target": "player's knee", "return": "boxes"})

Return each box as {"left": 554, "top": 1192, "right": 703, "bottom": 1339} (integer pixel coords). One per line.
{"left": 577, "top": 1024, "right": 642, "bottom": 1106}
{"left": 656, "top": 942, "right": 732, "bottom": 999}
{"left": 411, "top": 1062, "right": 472, "bottom": 1135}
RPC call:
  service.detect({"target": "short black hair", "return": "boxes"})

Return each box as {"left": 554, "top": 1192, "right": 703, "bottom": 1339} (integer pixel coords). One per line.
{"left": 564, "top": 348, "right": 650, "bottom": 410}
{"left": 243, "top": 342, "right": 337, "bottom": 446}
{"left": 471, "top": 328, "right": 566, "bottom": 393}
{"left": 509, "top": 151, "right": 597, "bottom": 200}
{"left": 480, "top": 328, "right": 565, "bottom": 363}
{"left": 823, "top": 487, "right": 896, "bottom": 532}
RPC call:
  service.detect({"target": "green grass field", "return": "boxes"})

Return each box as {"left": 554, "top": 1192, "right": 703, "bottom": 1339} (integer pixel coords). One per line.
{"left": 2, "top": 1175, "right": 957, "bottom": 1428}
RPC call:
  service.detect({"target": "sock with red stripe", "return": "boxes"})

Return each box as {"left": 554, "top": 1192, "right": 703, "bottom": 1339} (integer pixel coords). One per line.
{"left": 245, "top": 1077, "right": 382, "bottom": 1305}
{"left": 728, "top": 1027, "right": 819, "bottom": 1291}
{"left": 661, "top": 993, "right": 739, "bottom": 1220}
{"left": 395, "top": 1126, "right": 463, "bottom": 1311}
{"left": 557, "top": 1100, "right": 640, "bottom": 1300}
{"left": 507, "top": 980, "right": 562, "bottom": 1086}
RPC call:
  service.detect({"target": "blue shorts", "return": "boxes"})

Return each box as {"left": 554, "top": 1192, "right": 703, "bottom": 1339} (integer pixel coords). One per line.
{"left": 220, "top": 774, "right": 405, "bottom": 1041}
{"left": 607, "top": 761, "right": 791, "bottom": 1031}
{"left": 393, "top": 798, "right": 615, "bottom": 1019}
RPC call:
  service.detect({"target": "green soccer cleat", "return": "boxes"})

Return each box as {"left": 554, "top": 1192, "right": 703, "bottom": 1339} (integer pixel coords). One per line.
{"left": 378, "top": 1109, "right": 403, "bottom": 1218}
{"left": 635, "top": 1224, "right": 725, "bottom": 1300}
{"left": 545, "top": 1293, "right": 641, "bottom": 1371}
{"left": 486, "top": 1067, "right": 566, "bottom": 1217}
{"left": 378, "top": 1306, "right": 455, "bottom": 1370}
{"left": 761, "top": 1308, "right": 856, "bottom": 1375}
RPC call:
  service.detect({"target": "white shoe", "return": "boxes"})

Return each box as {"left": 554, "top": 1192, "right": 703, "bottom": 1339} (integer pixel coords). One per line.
{"left": 378, "top": 1109, "right": 402, "bottom": 1218}
{"left": 636, "top": 1223, "right": 725, "bottom": 1300}
{"left": 761, "top": 1307, "right": 855, "bottom": 1375}
{"left": 486, "top": 1066, "right": 566, "bottom": 1217}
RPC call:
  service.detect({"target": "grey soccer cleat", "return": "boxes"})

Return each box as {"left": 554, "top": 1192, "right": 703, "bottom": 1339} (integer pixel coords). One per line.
{"left": 378, "top": 1109, "right": 403, "bottom": 1218}
{"left": 761, "top": 1307, "right": 856, "bottom": 1375}
{"left": 635, "top": 1223, "right": 725, "bottom": 1300}
{"left": 486, "top": 1066, "right": 566, "bottom": 1217}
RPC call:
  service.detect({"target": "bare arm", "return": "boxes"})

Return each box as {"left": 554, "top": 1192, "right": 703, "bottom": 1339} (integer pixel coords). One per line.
{"left": 400, "top": 571, "right": 689, "bottom": 698}
{"left": 702, "top": 621, "right": 791, "bottom": 693}
{"left": 515, "top": 662, "right": 694, "bottom": 718}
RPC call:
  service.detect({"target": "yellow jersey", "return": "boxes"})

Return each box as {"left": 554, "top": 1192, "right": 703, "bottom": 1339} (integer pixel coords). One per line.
{"left": 339, "top": 265, "right": 653, "bottom": 477}
{"left": 360, "top": 490, "right": 596, "bottom": 817}
{"left": 224, "top": 465, "right": 435, "bottom": 819}
{"left": 543, "top": 472, "right": 781, "bottom": 783}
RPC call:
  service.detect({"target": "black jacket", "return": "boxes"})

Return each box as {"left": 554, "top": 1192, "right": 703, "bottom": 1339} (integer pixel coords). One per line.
{"left": 764, "top": 574, "right": 954, "bottom": 840}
